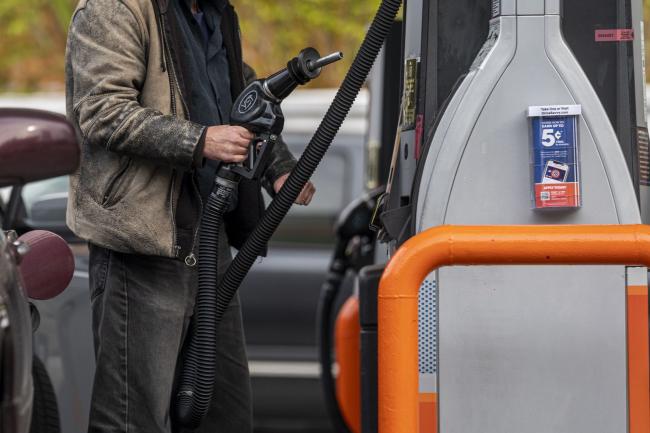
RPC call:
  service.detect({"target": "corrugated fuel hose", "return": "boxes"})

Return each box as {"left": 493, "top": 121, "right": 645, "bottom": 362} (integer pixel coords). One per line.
{"left": 175, "top": 177, "right": 237, "bottom": 428}
{"left": 174, "top": 0, "right": 403, "bottom": 427}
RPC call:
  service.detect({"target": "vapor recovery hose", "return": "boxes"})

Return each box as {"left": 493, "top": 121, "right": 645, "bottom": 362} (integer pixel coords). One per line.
{"left": 174, "top": 182, "right": 234, "bottom": 428}
{"left": 175, "top": 0, "right": 402, "bottom": 427}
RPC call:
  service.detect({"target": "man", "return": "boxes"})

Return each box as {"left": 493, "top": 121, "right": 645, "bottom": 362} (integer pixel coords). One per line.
{"left": 65, "top": 0, "right": 315, "bottom": 431}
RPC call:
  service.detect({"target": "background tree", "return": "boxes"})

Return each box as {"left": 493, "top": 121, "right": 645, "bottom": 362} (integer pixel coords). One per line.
{"left": 2, "top": 1, "right": 650, "bottom": 92}
{"left": 236, "top": 0, "right": 379, "bottom": 86}
{"left": 0, "top": 0, "right": 379, "bottom": 92}
{"left": 0, "top": 0, "right": 72, "bottom": 91}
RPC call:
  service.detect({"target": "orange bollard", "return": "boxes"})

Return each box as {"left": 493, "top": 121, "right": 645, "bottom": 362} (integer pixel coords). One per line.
{"left": 378, "top": 224, "right": 650, "bottom": 433}
{"left": 335, "top": 295, "right": 361, "bottom": 433}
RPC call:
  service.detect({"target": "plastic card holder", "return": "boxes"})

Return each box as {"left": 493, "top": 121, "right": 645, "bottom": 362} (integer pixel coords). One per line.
{"left": 528, "top": 105, "right": 582, "bottom": 210}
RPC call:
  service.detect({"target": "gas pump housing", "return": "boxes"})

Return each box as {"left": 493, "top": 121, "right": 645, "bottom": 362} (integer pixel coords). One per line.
{"left": 356, "top": 0, "right": 650, "bottom": 432}
{"left": 388, "top": 0, "right": 650, "bottom": 230}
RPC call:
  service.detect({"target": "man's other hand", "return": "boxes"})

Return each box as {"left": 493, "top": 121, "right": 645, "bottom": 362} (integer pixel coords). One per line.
{"left": 273, "top": 173, "right": 316, "bottom": 206}
{"left": 203, "top": 125, "right": 253, "bottom": 163}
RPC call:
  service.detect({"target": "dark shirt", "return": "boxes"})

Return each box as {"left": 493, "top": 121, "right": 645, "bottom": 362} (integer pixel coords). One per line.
{"left": 172, "top": 0, "right": 236, "bottom": 252}
{"left": 174, "top": 0, "right": 232, "bottom": 129}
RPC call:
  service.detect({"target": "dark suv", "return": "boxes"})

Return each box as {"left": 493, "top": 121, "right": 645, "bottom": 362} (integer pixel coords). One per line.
{"left": 2, "top": 90, "right": 368, "bottom": 432}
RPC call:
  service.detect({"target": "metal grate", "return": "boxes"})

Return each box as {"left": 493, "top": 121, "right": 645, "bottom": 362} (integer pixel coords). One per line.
{"left": 638, "top": 127, "right": 650, "bottom": 186}
{"left": 418, "top": 278, "right": 438, "bottom": 374}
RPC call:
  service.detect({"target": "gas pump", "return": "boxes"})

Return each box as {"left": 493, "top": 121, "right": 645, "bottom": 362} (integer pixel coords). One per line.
{"left": 325, "top": 0, "right": 650, "bottom": 432}
{"left": 413, "top": 0, "right": 641, "bottom": 431}
{"left": 382, "top": 0, "right": 649, "bottom": 241}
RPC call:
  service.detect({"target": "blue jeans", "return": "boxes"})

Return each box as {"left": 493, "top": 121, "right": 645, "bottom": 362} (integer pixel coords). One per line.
{"left": 87, "top": 242, "right": 251, "bottom": 433}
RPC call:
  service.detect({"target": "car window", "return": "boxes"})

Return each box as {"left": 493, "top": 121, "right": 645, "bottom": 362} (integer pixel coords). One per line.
{"left": 0, "top": 187, "right": 10, "bottom": 204}
{"left": 269, "top": 152, "right": 346, "bottom": 216}
{"left": 266, "top": 150, "right": 347, "bottom": 247}
{"left": 21, "top": 176, "right": 69, "bottom": 221}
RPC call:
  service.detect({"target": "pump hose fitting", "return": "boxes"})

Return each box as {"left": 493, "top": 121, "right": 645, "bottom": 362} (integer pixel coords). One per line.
{"left": 174, "top": 179, "right": 235, "bottom": 428}
{"left": 174, "top": 0, "right": 402, "bottom": 427}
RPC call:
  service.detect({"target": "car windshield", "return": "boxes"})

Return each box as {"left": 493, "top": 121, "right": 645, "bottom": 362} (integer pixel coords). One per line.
{"left": 21, "top": 177, "right": 69, "bottom": 221}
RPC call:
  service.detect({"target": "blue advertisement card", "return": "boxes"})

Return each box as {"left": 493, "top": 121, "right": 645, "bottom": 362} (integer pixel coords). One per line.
{"left": 528, "top": 105, "right": 581, "bottom": 209}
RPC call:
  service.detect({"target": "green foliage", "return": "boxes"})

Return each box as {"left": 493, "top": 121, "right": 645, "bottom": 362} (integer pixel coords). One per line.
{"left": 0, "top": 0, "right": 380, "bottom": 92}
{"left": 0, "top": 0, "right": 75, "bottom": 91}
{"left": 8, "top": 1, "right": 650, "bottom": 90}
{"left": 236, "top": 0, "right": 380, "bottom": 86}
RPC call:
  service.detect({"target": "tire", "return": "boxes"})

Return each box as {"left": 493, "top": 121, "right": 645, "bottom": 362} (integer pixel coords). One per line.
{"left": 29, "top": 356, "right": 60, "bottom": 433}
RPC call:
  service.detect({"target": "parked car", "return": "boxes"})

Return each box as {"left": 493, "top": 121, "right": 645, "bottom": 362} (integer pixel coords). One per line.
{"left": 0, "top": 227, "right": 34, "bottom": 433}
{"left": 0, "top": 107, "right": 79, "bottom": 433}
{"left": 0, "top": 90, "right": 368, "bottom": 432}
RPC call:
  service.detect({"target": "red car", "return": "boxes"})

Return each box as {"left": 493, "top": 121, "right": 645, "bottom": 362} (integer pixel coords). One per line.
{"left": 0, "top": 108, "right": 78, "bottom": 433}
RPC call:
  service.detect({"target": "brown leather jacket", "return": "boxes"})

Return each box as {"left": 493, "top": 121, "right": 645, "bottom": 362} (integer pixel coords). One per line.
{"left": 65, "top": 0, "right": 295, "bottom": 258}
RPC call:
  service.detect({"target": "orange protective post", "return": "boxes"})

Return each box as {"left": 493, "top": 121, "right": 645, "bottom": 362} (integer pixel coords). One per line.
{"left": 378, "top": 225, "right": 650, "bottom": 433}
{"left": 419, "top": 393, "right": 437, "bottom": 433}
{"left": 335, "top": 295, "right": 361, "bottom": 433}
{"left": 627, "top": 284, "right": 650, "bottom": 433}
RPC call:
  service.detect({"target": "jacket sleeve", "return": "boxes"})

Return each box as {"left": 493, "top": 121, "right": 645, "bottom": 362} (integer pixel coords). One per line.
{"left": 264, "top": 135, "right": 297, "bottom": 186}
{"left": 243, "top": 63, "right": 298, "bottom": 188}
{"left": 67, "top": 0, "right": 204, "bottom": 169}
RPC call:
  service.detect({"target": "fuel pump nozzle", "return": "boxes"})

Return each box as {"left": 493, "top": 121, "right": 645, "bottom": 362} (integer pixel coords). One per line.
{"left": 264, "top": 49, "right": 344, "bottom": 101}
{"left": 226, "top": 48, "right": 343, "bottom": 180}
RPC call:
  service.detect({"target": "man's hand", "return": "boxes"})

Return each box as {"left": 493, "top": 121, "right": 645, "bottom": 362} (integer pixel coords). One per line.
{"left": 203, "top": 125, "right": 253, "bottom": 163}
{"left": 273, "top": 173, "right": 316, "bottom": 206}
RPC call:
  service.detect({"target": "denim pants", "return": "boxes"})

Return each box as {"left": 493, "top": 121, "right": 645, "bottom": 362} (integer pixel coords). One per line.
{"left": 87, "top": 237, "right": 251, "bottom": 433}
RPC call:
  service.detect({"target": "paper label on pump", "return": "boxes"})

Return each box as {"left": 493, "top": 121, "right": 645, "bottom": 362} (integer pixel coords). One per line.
{"left": 403, "top": 58, "right": 420, "bottom": 131}
{"left": 595, "top": 29, "right": 634, "bottom": 42}
{"left": 528, "top": 105, "right": 581, "bottom": 117}
{"left": 529, "top": 105, "right": 581, "bottom": 209}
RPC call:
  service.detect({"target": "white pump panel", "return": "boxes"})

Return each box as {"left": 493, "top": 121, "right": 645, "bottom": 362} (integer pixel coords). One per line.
{"left": 415, "top": 0, "right": 641, "bottom": 431}
{"left": 498, "top": 0, "right": 516, "bottom": 16}
{"left": 545, "top": 0, "right": 560, "bottom": 14}
{"left": 517, "top": 0, "right": 544, "bottom": 15}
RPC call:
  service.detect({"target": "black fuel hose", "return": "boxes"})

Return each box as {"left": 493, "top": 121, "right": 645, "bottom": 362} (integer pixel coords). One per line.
{"left": 175, "top": 0, "right": 402, "bottom": 427}
{"left": 174, "top": 180, "right": 235, "bottom": 428}
{"left": 216, "top": 0, "right": 402, "bottom": 322}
